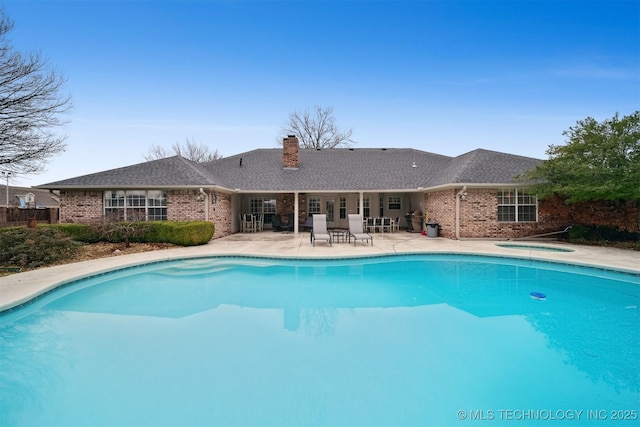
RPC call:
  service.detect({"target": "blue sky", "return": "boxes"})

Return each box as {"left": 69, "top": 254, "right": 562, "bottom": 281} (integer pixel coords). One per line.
{"left": 3, "top": 0, "right": 638, "bottom": 187}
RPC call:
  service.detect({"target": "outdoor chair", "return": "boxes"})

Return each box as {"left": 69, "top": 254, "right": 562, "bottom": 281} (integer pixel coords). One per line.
{"left": 348, "top": 214, "right": 373, "bottom": 246}
{"left": 271, "top": 215, "right": 282, "bottom": 232}
{"left": 393, "top": 217, "right": 400, "bottom": 232}
{"left": 311, "top": 214, "right": 332, "bottom": 246}
{"left": 282, "top": 213, "right": 294, "bottom": 232}
{"left": 366, "top": 217, "right": 376, "bottom": 233}
{"left": 303, "top": 215, "right": 313, "bottom": 232}
{"left": 255, "top": 214, "right": 264, "bottom": 232}
{"left": 242, "top": 214, "right": 255, "bottom": 233}
{"left": 381, "top": 217, "right": 392, "bottom": 233}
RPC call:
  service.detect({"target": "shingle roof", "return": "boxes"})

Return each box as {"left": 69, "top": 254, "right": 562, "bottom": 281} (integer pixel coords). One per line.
{"left": 429, "top": 149, "right": 542, "bottom": 186}
{"left": 39, "top": 156, "right": 217, "bottom": 188}
{"left": 37, "top": 147, "right": 542, "bottom": 191}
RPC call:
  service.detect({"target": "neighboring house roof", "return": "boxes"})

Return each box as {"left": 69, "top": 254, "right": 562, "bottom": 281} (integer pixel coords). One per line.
{"left": 0, "top": 185, "right": 60, "bottom": 207}
{"left": 36, "top": 147, "right": 542, "bottom": 192}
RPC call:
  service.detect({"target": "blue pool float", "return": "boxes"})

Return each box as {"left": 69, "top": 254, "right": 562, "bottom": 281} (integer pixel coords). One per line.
{"left": 530, "top": 291, "right": 546, "bottom": 300}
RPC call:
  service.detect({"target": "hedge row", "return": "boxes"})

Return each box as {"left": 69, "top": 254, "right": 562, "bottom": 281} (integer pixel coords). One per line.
{"left": 567, "top": 224, "right": 640, "bottom": 243}
{"left": 54, "top": 221, "right": 215, "bottom": 246}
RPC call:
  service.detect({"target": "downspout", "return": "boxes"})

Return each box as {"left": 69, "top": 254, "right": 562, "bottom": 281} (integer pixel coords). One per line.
{"left": 455, "top": 186, "right": 467, "bottom": 240}
{"left": 199, "top": 188, "right": 209, "bottom": 221}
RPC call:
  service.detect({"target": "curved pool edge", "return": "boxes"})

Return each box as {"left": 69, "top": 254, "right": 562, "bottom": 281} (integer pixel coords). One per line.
{"left": 1, "top": 236, "right": 639, "bottom": 314}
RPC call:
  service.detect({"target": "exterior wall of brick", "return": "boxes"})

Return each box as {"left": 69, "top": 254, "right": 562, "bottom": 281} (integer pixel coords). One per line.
{"left": 167, "top": 190, "right": 205, "bottom": 222}
{"left": 424, "top": 190, "right": 457, "bottom": 238}
{"left": 57, "top": 188, "right": 638, "bottom": 240}
{"left": 282, "top": 136, "right": 300, "bottom": 169}
{"left": 539, "top": 197, "right": 639, "bottom": 233}
{"left": 59, "top": 190, "right": 103, "bottom": 223}
{"left": 211, "top": 192, "right": 232, "bottom": 238}
{"left": 425, "top": 188, "right": 570, "bottom": 239}
{"left": 167, "top": 190, "right": 234, "bottom": 239}
{"left": 57, "top": 189, "right": 236, "bottom": 240}
{"left": 275, "top": 193, "right": 297, "bottom": 227}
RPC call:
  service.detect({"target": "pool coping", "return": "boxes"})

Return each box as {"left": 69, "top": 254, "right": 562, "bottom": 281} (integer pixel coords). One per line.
{"left": 1, "top": 233, "right": 638, "bottom": 314}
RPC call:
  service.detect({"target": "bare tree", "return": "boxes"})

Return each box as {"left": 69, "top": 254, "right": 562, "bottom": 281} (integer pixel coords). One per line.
{"left": 0, "top": 9, "right": 71, "bottom": 175}
{"left": 143, "top": 137, "right": 222, "bottom": 163}
{"left": 281, "top": 105, "right": 355, "bottom": 149}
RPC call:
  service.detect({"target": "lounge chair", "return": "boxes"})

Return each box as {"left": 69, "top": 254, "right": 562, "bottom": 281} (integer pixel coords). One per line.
{"left": 348, "top": 214, "right": 373, "bottom": 246}
{"left": 311, "top": 214, "right": 332, "bottom": 246}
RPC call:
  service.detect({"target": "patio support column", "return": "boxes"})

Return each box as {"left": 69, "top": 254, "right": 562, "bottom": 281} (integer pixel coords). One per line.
{"left": 359, "top": 192, "right": 364, "bottom": 217}
{"left": 294, "top": 192, "right": 299, "bottom": 234}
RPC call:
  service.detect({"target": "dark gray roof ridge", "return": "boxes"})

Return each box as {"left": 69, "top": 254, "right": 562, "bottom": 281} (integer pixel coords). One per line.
{"left": 173, "top": 155, "right": 218, "bottom": 184}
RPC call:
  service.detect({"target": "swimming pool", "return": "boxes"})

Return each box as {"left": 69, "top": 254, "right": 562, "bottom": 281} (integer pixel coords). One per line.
{"left": 1, "top": 254, "right": 639, "bottom": 426}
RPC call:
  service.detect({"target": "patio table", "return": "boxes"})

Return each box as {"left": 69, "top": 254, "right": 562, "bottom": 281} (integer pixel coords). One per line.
{"left": 329, "top": 229, "right": 347, "bottom": 243}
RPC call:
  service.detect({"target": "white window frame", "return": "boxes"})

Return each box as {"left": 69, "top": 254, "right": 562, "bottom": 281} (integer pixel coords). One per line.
{"left": 388, "top": 195, "right": 402, "bottom": 211}
{"left": 104, "top": 190, "right": 167, "bottom": 221}
{"left": 356, "top": 197, "right": 370, "bottom": 218}
{"left": 308, "top": 197, "right": 321, "bottom": 215}
{"left": 497, "top": 189, "right": 537, "bottom": 222}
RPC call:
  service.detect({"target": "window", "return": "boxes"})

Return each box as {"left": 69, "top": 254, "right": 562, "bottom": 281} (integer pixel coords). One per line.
{"left": 249, "top": 197, "right": 276, "bottom": 224}
{"left": 388, "top": 195, "right": 401, "bottom": 210}
{"left": 497, "top": 189, "right": 537, "bottom": 222}
{"left": 104, "top": 190, "right": 167, "bottom": 221}
{"left": 356, "top": 197, "right": 370, "bottom": 218}
{"left": 308, "top": 197, "right": 321, "bottom": 214}
{"left": 147, "top": 191, "right": 167, "bottom": 221}
{"left": 339, "top": 197, "right": 346, "bottom": 219}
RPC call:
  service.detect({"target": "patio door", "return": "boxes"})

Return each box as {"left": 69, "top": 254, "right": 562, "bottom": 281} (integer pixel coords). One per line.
{"left": 249, "top": 197, "right": 276, "bottom": 225}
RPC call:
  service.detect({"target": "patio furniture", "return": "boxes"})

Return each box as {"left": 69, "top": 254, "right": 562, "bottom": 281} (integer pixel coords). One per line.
{"left": 366, "top": 217, "right": 376, "bottom": 233}
{"left": 330, "top": 229, "right": 347, "bottom": 243}
{"left": 311, "top": 214, "right": 332, "bottom": 246}
{"left": 393, "top": 217, "right": 400, "bottom": 232}
{"left": 271, "top": 215, "right": 282, "bottom": 231}
{"left": 241, "top": 214, "right": 255, "bottom": 233}
{"left": 281, "top": 213, "right": 294, "bottom": 232}
{"left": 303, "top": 215, "right": 313, "bottom": 232}
{"left": 254, "top": 214, "right": 264, "bottom": 232}
{"left": 381, "top": 217, "right": 392, "bottom": 233}
{"left": 348, "top": 214, "right": 373, "bottom": 246}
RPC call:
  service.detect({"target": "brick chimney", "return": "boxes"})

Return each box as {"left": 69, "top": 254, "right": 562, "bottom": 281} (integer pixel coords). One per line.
{"left": 283, "top": 135, "right": 299, "bottom": 169}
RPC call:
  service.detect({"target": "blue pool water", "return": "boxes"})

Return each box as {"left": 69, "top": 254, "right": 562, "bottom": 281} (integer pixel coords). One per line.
{"left": 1, "top": 254, "right": 639, "bottom": 426}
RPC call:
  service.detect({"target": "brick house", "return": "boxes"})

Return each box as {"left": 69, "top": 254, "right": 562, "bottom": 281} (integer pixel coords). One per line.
{"left": 37, "top": 136, "right": 583, "bottom": 240}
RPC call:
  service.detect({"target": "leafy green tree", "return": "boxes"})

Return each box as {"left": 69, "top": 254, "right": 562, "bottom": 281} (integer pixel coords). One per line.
{"left": 524, "top": 111, "right": 640, "bottom": 203}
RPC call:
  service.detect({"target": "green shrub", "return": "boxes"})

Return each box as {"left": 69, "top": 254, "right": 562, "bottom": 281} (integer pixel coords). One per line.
{"left": 53, "top": 223, "right": 101, "bottom": 243}
{"left": 0, "top": 227, "right": 81, "bottom": 268}
{"left": 144, "top": 221, "right": 214, "bottom": 246}
{"left": 568, "top": 224, "right": 640, "bottom": 243}
{"left": 50, "top": 221, "right": 214, "bottom": 246}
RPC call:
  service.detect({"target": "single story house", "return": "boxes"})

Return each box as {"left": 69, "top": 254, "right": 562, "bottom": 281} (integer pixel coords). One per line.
{"left": 37, "top": 136, "right": 570, "bottom": 240}
{"left": 0, "top": 185, "right": 60, "bottom": 209}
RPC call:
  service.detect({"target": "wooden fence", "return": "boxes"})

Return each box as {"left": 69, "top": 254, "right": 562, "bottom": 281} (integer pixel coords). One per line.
{"left": 0, "top": 207, "right": 59, "bottom": 228}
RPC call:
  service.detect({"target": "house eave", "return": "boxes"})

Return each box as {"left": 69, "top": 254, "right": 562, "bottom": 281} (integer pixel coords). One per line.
{"left": 35, "top": 184, "right": 235, "bottom": 193}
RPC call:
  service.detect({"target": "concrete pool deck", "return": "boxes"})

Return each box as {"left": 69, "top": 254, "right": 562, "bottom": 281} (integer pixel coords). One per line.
{"left": 1, "top": 232, "right": 639, "bottom": 312}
